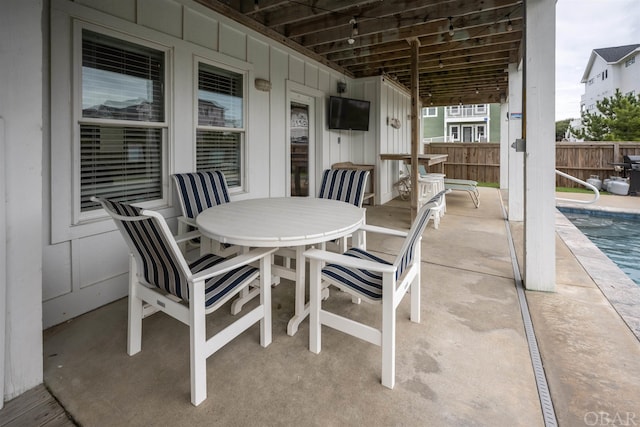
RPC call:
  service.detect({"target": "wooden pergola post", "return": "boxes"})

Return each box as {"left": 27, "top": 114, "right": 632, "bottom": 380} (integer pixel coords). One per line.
{"left": 409, "top": 37, "right": 420, "bottom": 221}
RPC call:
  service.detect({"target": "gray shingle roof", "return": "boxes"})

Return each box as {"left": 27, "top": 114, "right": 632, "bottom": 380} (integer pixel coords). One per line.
{"left": 594, "top": 44, "right": 640, "bottom": 62}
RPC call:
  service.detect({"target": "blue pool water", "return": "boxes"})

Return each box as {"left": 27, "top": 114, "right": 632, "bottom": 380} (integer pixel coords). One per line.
{"left": 559, "top": 208, "right": 640, "bottom": 287}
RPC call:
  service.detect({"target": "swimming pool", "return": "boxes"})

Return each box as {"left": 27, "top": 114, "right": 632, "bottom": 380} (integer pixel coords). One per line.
{"left": 558, "top": 207, "right": 640, "bottom": 287}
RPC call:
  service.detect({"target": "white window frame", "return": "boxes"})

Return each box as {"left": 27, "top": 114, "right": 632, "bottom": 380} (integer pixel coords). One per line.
{"left": 50, "top": 9, "right": 176, "bottom": 243}
{"left": 449, "top": 125, "right": 460, "bottom": 141}
{"left": 625, "top": 56, "right": 635, "bottom": 67}
{"left": 476, "top": 124, "right": 486, "bottom": 142}
{"left": 73, "top": 22, "right": 171, "bottom": 224}
{"left": 475, "top": 104, "right": 487, "bottom": 114}
{"left": 194, "top": 57, "right": 248, "bottom": 191}
{"left": 448, "top": 106, "right": 460, "bottom": 116}
{"left": 422, "top": 107, "right": 437, "bottom": 117}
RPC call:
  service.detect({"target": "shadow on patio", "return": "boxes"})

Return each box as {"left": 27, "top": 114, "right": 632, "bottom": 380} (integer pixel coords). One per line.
{"left": 40, "top": 188, "right": 640, "bottom": 426}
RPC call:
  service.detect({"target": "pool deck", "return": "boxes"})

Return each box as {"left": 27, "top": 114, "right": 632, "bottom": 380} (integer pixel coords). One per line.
{"left": 556, "top": 190, "right": 640, "bottom": 214}
{"left": 555, "top": 191, "right": 640, "bottom": 341}
{"left": 3, "top": 188, "right": 640, "bottom": 426}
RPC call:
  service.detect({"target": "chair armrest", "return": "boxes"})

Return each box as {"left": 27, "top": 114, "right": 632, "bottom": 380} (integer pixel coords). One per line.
{"left": 189, "top": 247, "right": 278, "bottom": 282}
{"left": 359, "top": 223, "right": 408, "bottom": 238}
{"left": 174, "top": 229, "right": 201, "bottom": 244}
{"left": 304, "top": 248, "right": 397, "bottom": 274}
{"left": 177, "top": 215, "right": 197, "bottom": 227}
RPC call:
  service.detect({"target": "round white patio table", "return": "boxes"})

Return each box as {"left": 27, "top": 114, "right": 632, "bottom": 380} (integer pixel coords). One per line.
{"left": 196, "top": 197, "right": 366, "bottom": 336}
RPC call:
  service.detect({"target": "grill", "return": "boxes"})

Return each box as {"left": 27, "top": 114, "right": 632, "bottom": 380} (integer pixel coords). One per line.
{"left": 623, "top": 155, "right": 640, "bottom": 171}
{"left": 622, "top": 155, "right": 640, "bottom": 195}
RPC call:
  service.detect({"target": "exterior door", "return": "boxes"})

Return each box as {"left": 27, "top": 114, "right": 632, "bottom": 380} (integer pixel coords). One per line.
{"left": 289, "top": 95, "right": 314, "bottom": 196}
{"left": 462, "top": 126, "right": 473, "bottom": 142}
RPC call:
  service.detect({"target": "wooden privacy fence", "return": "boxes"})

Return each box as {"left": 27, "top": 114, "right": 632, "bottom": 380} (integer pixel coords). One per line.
{"left": 423, "top": 141, "right": 640, "bottom": 187}
{"left": 424, "top": 143, "right": 500, "bottom": 183}
{"left": 555, "top": 142, "right": 640, "bottom": 187}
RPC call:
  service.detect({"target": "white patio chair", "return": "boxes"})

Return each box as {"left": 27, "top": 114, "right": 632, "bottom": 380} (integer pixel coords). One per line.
{"left": 93, "top": 196, "right": 276, "bottom": 406}
{"left": 318, "top": 168, "right": 370, "bottom": 252}
{"left": 417, "top": 173, "right": 446, "bottom": 229}
{"left": 172, "top": 170, "right": 240, "bottom": 256}
{"left": 303, "top": 191, "right": 446, "bottom": 389}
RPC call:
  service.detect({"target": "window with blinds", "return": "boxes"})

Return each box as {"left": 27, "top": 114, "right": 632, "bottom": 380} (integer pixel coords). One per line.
{"left": 80, "top": 29, "right": 165, "bottom": 211}
{"left": 196, "top": 63, "right": 244, "bottom": 187}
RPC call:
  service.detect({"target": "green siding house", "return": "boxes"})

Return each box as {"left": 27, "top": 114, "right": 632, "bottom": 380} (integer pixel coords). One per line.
{"left": 423, "top": 104, "right": 501, "bottom": 143}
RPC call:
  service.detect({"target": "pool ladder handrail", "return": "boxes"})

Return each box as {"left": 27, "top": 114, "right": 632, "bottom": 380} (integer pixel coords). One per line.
{"left": 555, "top": 169, "right": 600, "bottom": 204}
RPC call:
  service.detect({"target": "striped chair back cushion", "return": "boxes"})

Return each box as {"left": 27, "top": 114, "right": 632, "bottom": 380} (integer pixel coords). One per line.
{"left": 173, "top": 171, "right": 230, "bottom": 219}
{"left": 393, "top": 191, "right": 445, "bottom": 280}
{"left": 101, "top": 198, "right": 191, "bottom": 300}
{"left": 318, "top": 169, "right": 370, "bottom": 207}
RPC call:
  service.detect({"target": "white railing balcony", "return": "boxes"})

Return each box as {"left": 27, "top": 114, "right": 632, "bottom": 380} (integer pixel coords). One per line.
{"left": 445, "top": 105, "right": 489, "bottom": 119}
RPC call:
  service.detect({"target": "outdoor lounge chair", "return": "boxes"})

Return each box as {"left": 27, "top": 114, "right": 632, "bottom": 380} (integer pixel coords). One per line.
{"left": 444, "top": 178, "right": 480, "bottom": 208}
{"left": 172, "top": 170, "right": 240, "bottom": 256}
{"left": 93, "top": 196, "right": 276, "bottom": 406}
{"left": 303, "top": 190, "right": 446, "bottom": 389}
{"left": 417, "top": 164, "right": 478, "bottom": 208}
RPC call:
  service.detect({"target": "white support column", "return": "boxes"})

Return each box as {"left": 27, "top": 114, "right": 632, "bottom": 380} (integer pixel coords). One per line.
{"left": 508, "top": 62, "right": 524, "bottom": 221}
{"left": 0, "top": 0, "right": 44, "bottom": 403}
{"left": 499, "top": 101, "right": 509, "bottom": 189}
{"left": 524, "top": 0, "right": 556, "bottom": 292}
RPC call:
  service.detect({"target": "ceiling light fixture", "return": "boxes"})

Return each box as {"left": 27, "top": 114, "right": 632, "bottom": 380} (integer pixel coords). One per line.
{"left": 253, "top": 0, "right": 259, "bottom": 11}
{"left": 347, "top": 17, "right": 358, "bottom": 45}
{"left": 507, "top": 18, "right": 513, "bottom": 32}
{"left": 475, "top": 87, "right": 479, "bottom": 94}
{"left": 448, "top": 17, "right": 455, "bottom": 36}
{"left": 438, "top": 56, "right": 444, "bottom": 68}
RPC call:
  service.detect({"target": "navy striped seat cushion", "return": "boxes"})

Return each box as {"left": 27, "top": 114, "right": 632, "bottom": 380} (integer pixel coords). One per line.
{"left": 320, "top": 194, "right": 439, "bottom": 301}
{"left": 173, "top": 171, "right": 230, "bottom": 219}
{"left": 190, "top": 254, "right": 259, "bottom": 308}
{"left": 102, "top": 198, "right": 256, "bottom": 309}
{"left": 321, "top": 248, "right": 392, "bottom": 301}
{"left": 318, "top": 169, "right": 369, "bottom": 207}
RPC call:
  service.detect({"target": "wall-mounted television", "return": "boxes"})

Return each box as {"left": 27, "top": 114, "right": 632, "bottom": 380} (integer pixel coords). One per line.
{"left": 328, "top": 96, "right": 370, "bottom": 131}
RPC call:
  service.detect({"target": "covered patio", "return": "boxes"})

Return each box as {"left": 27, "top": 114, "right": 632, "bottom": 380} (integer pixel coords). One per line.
{"left": 3, "top": 1, "right": 633, "bottom": 425}
{"left": 37, "top": 188, "right": 640, "bottom": 426}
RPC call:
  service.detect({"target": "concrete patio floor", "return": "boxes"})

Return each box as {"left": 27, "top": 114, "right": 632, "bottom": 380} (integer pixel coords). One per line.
{"left": 38, "top": 187, "right": 640, "bottom": 426}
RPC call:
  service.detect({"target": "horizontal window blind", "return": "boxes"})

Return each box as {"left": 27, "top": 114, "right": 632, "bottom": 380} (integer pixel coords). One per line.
{"left": 80, "top": 29, "right": 166, "bottom": 212}
{"left": 81, "top": 125, "right": 162, "bottom": 211}
{"left": 82, "top": 29, "right": 164, "bottom": 122}
{"left": 198, "top": 63, "right": 243, "bottom": 128}
{"left": 196, "top": 130, "right": 241, "bottom": 187}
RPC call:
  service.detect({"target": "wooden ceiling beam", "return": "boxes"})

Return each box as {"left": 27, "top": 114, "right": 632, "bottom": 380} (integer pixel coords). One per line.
{"left": 327, "top": 27, "right": 522, "bottom": 63}
{"left": 363, "top": 52, "right": 511, "bottom": 78}
{"left": 282, "top": 0, "right": 458, "bottom": 38}
{"left": 193, "top": 0, "right": 354, "bottom": 77}
{"left": 300, "top": 4, "right": 522, "bottom": 49}
{"left": 339, "top": 38, "right": 519, "bottom": 70}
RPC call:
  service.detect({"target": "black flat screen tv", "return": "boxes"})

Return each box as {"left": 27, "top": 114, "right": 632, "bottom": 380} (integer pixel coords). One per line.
{"left": 328, "top": 96, "right": 370, "bottom": 131}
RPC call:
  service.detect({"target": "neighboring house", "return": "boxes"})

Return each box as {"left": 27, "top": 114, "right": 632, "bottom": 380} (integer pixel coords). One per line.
{"left": 564, "top": 118, "right": 584, "bottom": 142}
{"left": 422, "top": 104, "right": 501, "bottom": 143}
{"left": 580, "top": 44, "right": 640, "bottom": 115}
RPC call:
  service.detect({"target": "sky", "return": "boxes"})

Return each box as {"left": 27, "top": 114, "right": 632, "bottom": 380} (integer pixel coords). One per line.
{"left": 555, "top": 0, "right": 640, "bottom": 120}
